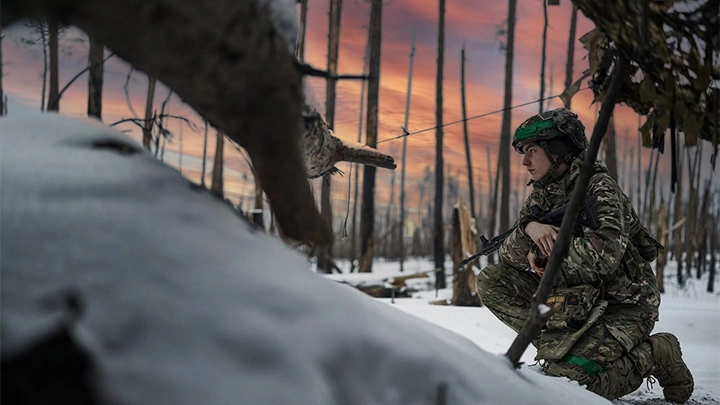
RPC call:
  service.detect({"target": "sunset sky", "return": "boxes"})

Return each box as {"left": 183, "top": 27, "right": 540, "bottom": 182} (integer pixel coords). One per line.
{"left": 2, "top": 0, "right": 712, "bottom": 235}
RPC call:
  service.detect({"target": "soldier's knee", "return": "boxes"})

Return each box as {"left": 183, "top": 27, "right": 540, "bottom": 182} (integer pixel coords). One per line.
{"left": 476, "top": 263, "right": 511, "bottom": 296}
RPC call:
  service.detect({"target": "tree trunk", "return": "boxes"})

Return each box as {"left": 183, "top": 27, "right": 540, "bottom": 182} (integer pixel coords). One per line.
{"left": 142, "top": 76, "right": 156, "bottom": 150}
{"left": 253, "top": 171, "right": 265, "bottom": 228}
{"left": 672, "top": 150, "right": 684, "bottom": 286}
{"left": 87, "top": 35, "right": 104, "bottom": 119}
{"left": 460, "top": 47, "right": 476, "bottom": 221}
{"left": 498, "top": 0, "right": 517, "bottom": 234}
{"left": 564, "top": 4, "right": 578, "bottom": 109}
{"left": 318, "top": 0, "right": 343, "bottom": 273}
{"left": 385, "top": 169, "right": 396, "bottom": 259}
{"left": 0, "top": 22, "right": 5, "bottom": 116}
{"left": 399, "top": 30, "right": 416, "bottom": 272}
{"left": 708, "top": 205, "right": 717, "bottom": 293}
{"left": 358, "top": 0, "right": 382, "bottom": 273}
{"left": 602, "top": 114, "right": 619, "bottom": 180}
{"left": 475, "top": 157, "right": 484, "bottom": 235}
{"left": 350, "top": 43, "right": 370, "bottom": 273}
{"left": 645, "top": 146, "right": 661, "bottom": 228}
{"left": 201, "top": 120, "right": 209, "bottom": 188}
{"left": 40, "top": 23, "right": 48, "bottom": 111}
{"left": 656, "top": 198, "right": 667, "bottom": 293}
{"left": 636, "top": 131, "right": 642, "bottom": 218}
{"left": 46, "top": 17, "right": 59, "bottom": 112}
{"left": 296, "top": 0, "right": 309, "bottom": 61}
{"left": 539, "top": 0, "right": 548, "bottom": 112}
{"left": 697, "top": 181, "right": 711, "bottom": 279}
{"left": 628, "top": 147, "right": 635, "bottom": 206}
{"left": 433, "top": 0, "right": 446, "bottom": 289}
{"left": 487, "top": 145, "right": 499, "bottom": 264}
{"left": 211, "top": 129, "right": 224, "bottom": 198}
{"left": 452, "top": 205, "right": 481, "bottom": 306}
{"left": 684, "top": 146, "right": 700, "bottom": 280}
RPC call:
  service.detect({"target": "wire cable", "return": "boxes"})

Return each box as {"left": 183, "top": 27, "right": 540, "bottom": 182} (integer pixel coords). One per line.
{"left": 377, "top": 88, "right": 589, "bottom": 144}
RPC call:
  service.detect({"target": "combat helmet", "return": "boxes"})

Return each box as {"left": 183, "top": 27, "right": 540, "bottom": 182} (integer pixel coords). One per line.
{"left": 512, "top": 108, "right": 587, "bottom": 184}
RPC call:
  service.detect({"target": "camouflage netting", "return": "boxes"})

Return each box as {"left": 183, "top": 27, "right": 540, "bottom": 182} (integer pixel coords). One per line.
{"left": 562, "top": 0, "right": 719, "bottom": 164}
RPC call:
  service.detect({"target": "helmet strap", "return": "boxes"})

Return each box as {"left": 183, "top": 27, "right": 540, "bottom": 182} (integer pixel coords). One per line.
{"left": 533, "top": 141, "right": 572, "bottom": 187}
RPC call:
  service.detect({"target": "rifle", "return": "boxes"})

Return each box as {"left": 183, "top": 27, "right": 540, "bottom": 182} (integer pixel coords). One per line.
{"left": 459, "top": 194, "right": 599, "bottom": 267}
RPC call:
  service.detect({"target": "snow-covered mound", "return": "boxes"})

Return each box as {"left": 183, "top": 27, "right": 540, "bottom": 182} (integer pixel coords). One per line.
{"left": 0, "top": 109, "right": 612, "bottom": 405}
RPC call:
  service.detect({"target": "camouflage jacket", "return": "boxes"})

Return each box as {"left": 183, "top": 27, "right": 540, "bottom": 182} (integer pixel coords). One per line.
{"left": 499, "top": 157, "right": 661, "bottom": 321}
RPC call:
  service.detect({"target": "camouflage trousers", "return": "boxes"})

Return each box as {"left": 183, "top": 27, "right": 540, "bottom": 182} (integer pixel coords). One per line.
{"left": 477, "top": 263, "right": 656, "bottom": 400}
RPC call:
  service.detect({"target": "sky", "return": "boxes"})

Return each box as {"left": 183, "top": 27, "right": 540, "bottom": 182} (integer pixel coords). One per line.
{"left": 1, "top": 0, "right": 715, "bottom": 234}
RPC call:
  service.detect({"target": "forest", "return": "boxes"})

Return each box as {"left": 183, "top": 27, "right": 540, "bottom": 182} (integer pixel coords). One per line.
{"left": 1, "top": 0, "right": 718, "bottom": 293}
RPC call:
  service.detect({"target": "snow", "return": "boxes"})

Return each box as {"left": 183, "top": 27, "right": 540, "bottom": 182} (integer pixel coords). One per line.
{"left": 335, "top": 260, "right": 720, "bottom": 404}
{"left": 1, "top": 106, "right": 718, "bottom": 405}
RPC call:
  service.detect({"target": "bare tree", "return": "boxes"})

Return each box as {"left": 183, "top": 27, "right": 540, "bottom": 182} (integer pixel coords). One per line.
{"left": 563, "top": 4, "right": 578, "bottom": 109}
{"left": 358, "top": 0, "right": 383, "bottom": 273}
{"left": 487, "top": 145, "right": 498, "bottom": 264}
{"left": 318, "top": 0, "right": 343, "bottom": 273}
{"left": 21, "top": 20, "right": 49, "bottom": 111}
{"left": 0, "top": 22, "right": 5, "bottom": 116}
{"left": 211, "top": 129, "right": 224, "bottom": 198}
{"left": 87, "top": 35, "right": 104, "bottom": 119}
{"left": 253, "top": 171, "right": 264, "bottom": 228}
{"left": 350, "top": 41, "right": 370, "bottom": 272}
{"left": 433, "top": 0, "right": 446, "bottom": 289}
{"left": 142, "top": 77, "right": 156, "bottom": 150}
{"left": 685, "top": 145, "right": 701, "bottom": 280}
{"left": 539, "top": 0, "right": 548, "bottom": 112}
{"left": 460, "top": 46, "right": 476, "bottom": 220}
{"left": 296, "top": 0, "right": 309, "bottom": 61}
{"left": 399, "top": 30, "right": 416, "bottom": 272}
{"left": 697, "top": 179, "right": 712, "bottom": 278}
{"left": 498, "top": 0, "right": 517, "bottom": 234}
{"left": 655, "top": 197, "right": 668, "bottom": 293}
{"left": 672, "top": 148, "right": 684, "bottom": 286}
{"left": 201, "top": 120, "right": 209, "bottom": 188}
{"left": 46, "top": 17, "right": 59, "bottom": 111}
{"left": 601, "top": 114, "right": 618, "bottom": 180}
{"left": 708, "top": 194, "right": 718, "bottom": 293}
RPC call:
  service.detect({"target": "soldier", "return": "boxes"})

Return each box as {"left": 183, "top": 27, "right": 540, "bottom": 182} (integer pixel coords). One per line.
{"left": 476, "top": 108, "right": 694, "bottom": 403}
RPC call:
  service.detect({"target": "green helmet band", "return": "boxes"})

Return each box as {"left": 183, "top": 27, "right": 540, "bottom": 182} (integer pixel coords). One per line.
{"left": 513, "top": 119, "right": 555, "bottom": 143}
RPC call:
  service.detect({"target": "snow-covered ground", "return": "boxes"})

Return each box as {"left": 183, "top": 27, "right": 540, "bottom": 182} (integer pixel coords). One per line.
{"left": 325, "top": 258, "right": 720, "bottom": 404}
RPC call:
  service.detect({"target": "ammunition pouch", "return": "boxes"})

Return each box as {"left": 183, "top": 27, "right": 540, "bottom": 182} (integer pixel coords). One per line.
{"left": 545, "top": 284, "right": 599, "bottom": 331}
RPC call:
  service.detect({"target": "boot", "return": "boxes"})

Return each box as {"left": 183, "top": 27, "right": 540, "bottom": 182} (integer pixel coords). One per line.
{"left": 648, "top": 333, "right": 694, "bottom": 403}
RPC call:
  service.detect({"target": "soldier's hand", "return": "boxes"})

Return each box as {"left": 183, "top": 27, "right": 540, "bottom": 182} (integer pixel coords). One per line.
{"left": 527, "top": 251, "right": 545, "bottom": 277}
{"left": 524, "top": 221, "right": 560, "bottom": 257}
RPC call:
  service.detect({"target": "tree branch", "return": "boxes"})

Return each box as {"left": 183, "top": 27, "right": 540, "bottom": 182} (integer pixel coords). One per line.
{"left": 51, "top": 51, "right": 115, "bottom": 109}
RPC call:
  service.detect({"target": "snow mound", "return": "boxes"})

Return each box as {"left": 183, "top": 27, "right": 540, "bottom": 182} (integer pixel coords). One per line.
{"left": 0, "top": 110, "right": 612, "bottom": 404}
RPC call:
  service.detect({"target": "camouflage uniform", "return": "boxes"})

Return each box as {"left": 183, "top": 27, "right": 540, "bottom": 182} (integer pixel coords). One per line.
{"left": 477, "top": 156, "right": 661, "bottom": 400}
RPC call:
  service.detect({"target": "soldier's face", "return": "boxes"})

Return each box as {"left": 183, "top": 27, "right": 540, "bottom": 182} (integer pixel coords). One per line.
{"left": 521, "top": 143, "right": 554, "bottom": 181}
